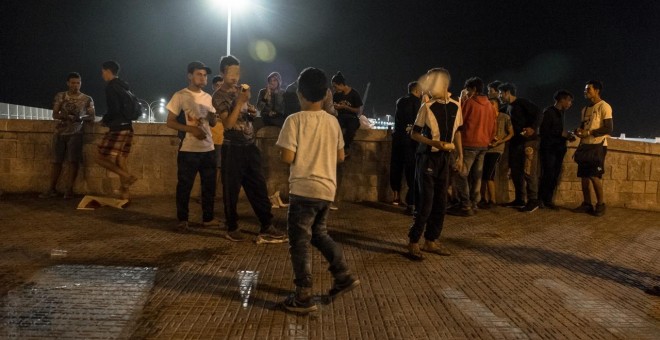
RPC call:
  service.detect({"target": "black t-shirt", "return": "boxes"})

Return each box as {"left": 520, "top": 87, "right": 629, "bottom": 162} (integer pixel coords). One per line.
{"left": 540, "top": 105, "right": 566, "bottom": 145}
{"left": 507, "top": 97, "right": 541, "bottom": 144}
{"left": 394, "top": 94, "right": 421, "bottom": 134}
{"left": 333, "top": 88, "right": 363, "bottom": 116}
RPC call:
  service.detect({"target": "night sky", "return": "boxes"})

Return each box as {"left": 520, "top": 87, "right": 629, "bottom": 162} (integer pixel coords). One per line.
{"left": 2, "top": 0, "right": 659, "bottom": 137}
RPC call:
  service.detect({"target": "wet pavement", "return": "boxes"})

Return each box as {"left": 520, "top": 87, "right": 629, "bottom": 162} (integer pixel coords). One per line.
{"left": 0, "top": 194, "right": 658, "bottom": 339}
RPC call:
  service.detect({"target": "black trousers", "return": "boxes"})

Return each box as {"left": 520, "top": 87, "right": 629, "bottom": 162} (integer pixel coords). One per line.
{"left": 389, "top": 133, "right": 416, "bottom": 205}
{"left": 176, "top": 150, "right": 216, "bottom": 222}
{"left": 221, "top": 143, "right": 273, "bottom": 231}
{"left": 337, "top": 113, "right": 360, "bottom": 150}
{"left": 539, "top": 143, "right": 567, "bottom": 204}
{"left": 408, "top": 152, "right": 450, "bottom": 243}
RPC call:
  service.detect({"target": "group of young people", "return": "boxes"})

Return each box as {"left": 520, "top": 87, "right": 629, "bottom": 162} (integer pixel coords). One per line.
{"left": 389, "top": 69, "right": 613, "bottom": 260}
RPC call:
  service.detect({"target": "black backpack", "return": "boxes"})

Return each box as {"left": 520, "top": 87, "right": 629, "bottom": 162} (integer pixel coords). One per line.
{"left": 122, "top": 89, "right": 143, "bottom": 121}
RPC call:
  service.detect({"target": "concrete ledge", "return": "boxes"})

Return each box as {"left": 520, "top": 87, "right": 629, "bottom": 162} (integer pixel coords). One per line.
{"left": 1, "top": 119, "right": 658, "bottom": 212}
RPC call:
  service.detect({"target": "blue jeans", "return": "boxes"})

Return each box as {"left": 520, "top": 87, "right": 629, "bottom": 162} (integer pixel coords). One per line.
{"left": 287, "top": 194, "right": 350, "bottom": 288}
{"left": 453, "top": 147, "right": 486, "bottom": 208}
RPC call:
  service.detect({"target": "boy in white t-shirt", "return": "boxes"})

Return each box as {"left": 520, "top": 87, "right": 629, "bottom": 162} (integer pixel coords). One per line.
{"left": 276, "top": 67, "right": 360, "bottom": 313}
{"left": 573, "top": 80, "right": 613, "bottom": 217}
{"left": 166, "top": 62, "right": 219, "bottom": 231}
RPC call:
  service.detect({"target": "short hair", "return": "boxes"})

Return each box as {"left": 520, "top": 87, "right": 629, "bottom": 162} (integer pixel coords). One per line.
{"left": 487, "top": 80, "right": 502, "bottom": 91}
{"left": 67, "top": 72, "right": 81, "bottom": 81}
{"left": 331, "top": 71, "right": 346, "bottom": 85}
{"left": 498, "top": 82, "right": 517, "bottom": 95}
{"left": 219, "top": 55, "right": 240, "bottom": 74}
{"left": 553, "top": 89, "right": 574, "bottom": 101}
{"left": 102, "top": 60, "right": 120, "bottom": 75}
{"left": 407, "top": 81, "right": 418, "bottom": 94}
{"left": 464, "top": 77, "right": 484, "bottom": 94}
{"left": 297, "top": 67, "right": 328, "bottom": 102}
{"left": 586, "top": 80, "right": 603, "bottom": 92}
{"left": 212, "top": 75, "right": 223, "bottom": 84}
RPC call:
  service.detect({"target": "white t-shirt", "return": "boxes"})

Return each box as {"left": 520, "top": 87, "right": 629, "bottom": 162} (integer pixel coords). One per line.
{"left": 276, "top": 110, "right": 345, "bottom": 202}
{"left": 580, "top": 100, "right": 613, "bottom": 146}
{"left": 166, "top": 88, "right": 216, "bottom": 152}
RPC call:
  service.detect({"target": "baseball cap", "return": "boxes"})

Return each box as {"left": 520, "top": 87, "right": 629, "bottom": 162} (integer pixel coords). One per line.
{"left": 187, "top": 61, "right": 212, "bottom": 75}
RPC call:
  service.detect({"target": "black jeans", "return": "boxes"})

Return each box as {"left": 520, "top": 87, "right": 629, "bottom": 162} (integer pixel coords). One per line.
{"left": 508, "top": 140, "right": 540, "bottom": 202}
{"left": 389, "top": 133, "right": 416, "bottom": 205}
{"left": 287, "top": 194, "right": 350, "bottom": 288}
{"left": 221, "top": 143, "right": 273, "bottom": 231}
{"left": 176, "top": 150, "right": 216, "bottom": 222}
{"left": 539, "top": 142, "right": 567, "bottom": 205}
{"left": 337, "top": 113, "right": 360, "bottom": 150}
{"left": 408, "top": 152, "right": 450, "bottom": 243}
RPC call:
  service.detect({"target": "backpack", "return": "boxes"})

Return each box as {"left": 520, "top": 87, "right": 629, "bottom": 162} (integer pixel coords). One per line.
{"left": 123, "top": 89, "right": 143, "bottom": 121}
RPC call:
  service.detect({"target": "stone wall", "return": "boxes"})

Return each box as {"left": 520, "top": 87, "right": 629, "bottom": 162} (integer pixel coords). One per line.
{"left": 1, "top": 119, "right": 659, "bottom": 212}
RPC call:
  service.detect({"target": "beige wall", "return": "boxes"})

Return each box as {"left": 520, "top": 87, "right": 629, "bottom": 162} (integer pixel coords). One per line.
{"left": 1, "top": 119, "right": 659, "bottom": 211}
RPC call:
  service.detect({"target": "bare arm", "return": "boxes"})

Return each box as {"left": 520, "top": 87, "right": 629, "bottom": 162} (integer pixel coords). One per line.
{"left": 337, "top": 148, "right": 345, "bottom": 163}
{"left": 280, "top": 148, "right": 295, "bottom": 164}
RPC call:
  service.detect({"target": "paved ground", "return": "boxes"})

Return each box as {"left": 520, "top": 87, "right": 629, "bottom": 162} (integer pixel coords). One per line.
{"left": 0, "top": 193, "right": 658, "bottom": 339}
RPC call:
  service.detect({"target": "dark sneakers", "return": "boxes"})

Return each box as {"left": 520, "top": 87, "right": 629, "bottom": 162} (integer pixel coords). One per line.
{"left": 592, "top": 203, "right": 606, "bottom": 217}
{"left": 256, "top": 225, "right": 288, "bottom": 244}
{"left": 572, "top": 202, "right": 594, "bottom": 214}
{"left": 520, "top": 200, "right": 540, "bottom": 213}
{"left": 503, "top": 200, "right": 526, "bottom": 208}
{"left": 282, "top": 287, "right": 317, "bottom": 314}
{"left": 225, "top": 230, "right": 249, "bottom": 242}
{"left": 446, "top": 206, "right": 475, "bottom": 217}
{"left": 327, "top": 276, "right": 360, "bottom": 302}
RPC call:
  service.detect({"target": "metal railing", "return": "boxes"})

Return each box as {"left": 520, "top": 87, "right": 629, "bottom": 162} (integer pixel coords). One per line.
{"left": 0, "top": 102, "right": 53, "bottom": 120}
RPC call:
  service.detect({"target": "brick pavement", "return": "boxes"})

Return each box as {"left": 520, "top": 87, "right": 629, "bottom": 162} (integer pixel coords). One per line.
{"left": 0, "top": 194, "right": 658, "bottom": 339}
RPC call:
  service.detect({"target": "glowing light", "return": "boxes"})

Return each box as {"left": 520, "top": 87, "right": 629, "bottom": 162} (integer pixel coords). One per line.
{"left": 249, "top": 39, "right": 276, "bottom": 62}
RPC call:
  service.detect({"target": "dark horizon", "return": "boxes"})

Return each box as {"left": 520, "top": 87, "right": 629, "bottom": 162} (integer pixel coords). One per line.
{"left": 1, "top": 0, "right": 659, "bottom": 137}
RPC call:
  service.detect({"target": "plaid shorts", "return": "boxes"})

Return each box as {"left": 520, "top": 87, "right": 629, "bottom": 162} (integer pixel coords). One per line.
{"left": 98, "top": 130, "right": 134, "bottom": 156}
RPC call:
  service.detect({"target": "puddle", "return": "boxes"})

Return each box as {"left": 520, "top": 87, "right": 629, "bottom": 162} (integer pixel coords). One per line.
{"left": 1, "top": 265, "right": 156, "bottom": 339}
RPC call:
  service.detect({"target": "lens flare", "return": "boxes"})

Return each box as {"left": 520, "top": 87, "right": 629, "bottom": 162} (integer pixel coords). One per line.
{"left": 249, "top": 39, "right": 276, "bottom": 62}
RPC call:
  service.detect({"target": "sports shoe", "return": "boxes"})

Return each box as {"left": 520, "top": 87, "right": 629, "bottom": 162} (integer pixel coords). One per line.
{"left": 282, "top": 287, "right": 317, "bottom": 313}
{"left": 572, "top": 202, "right": 594, "bottom": 214}
{"left": 476, "top": 200, "right": 488, "bottom": 209}
{"left": 503, "top": 199, "right": 525, "bottom": 208}
{"left": 256, "top": 225, "right": 288, "bottom": 244}
{"left": 542, "top": 202, "right": 560, "bottom": 211}
{"left": 225, "top": 230, "right": 248, "bottom": 242}
{"left": 175, "top": 221, "right": 190, "bottom": 233}
{"left": 520, "top": 200, "right": 540, "bottom": 213}
{"left": 421, "top": 240, "right": 451, "bottom": 256}
{"left": 446, "top": 205, "right": 475, "bottom": 217}
{"left": 329, "top": 204, "right": 339, "bottom": 211}
{"left": 407, "top": 242, "right": 423, "bottom": 261}
{"left": 201, "top": 218, "right": 221, "bottom": 228}
{"left": 592, "top": 203, "right": 606, "bottom": 217}
{"left": 328, "top": 276, "right": 360, "bottom": 301}
{"left": 39, "top": 190, "right": 58, "bottom": 199}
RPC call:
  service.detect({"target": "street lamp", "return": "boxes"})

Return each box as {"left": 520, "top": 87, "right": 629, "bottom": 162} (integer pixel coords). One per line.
{"left": 211, "top": 0, "right": 250, "bottom": 55}
{"left": 138, "top": 98, "right": 167, "bottom": 123}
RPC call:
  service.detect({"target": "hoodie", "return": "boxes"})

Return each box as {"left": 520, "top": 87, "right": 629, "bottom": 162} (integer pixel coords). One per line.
{"left": 102, "top": 78, "right": 133, "bottom": 131}
{"left": 460, "top": 95, "right": 497, "bottom": 148}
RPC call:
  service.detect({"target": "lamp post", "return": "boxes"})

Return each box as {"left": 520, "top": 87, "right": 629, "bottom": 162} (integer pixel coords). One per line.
{"left": 138, "top": 98, "right": 166, "bottom": 123}
{"left": 212, "top": 0, "right": 249, "bottom": 55}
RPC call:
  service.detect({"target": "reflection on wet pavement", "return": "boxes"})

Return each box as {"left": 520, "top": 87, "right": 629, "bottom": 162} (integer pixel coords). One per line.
{"left": 1, "top": 265, "right": 156, "bottom": 339}
{"left": 237, "top": 270, "right": 259, "bottom": 309}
